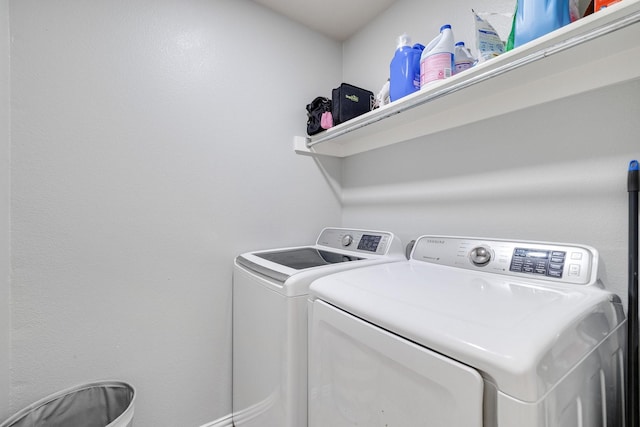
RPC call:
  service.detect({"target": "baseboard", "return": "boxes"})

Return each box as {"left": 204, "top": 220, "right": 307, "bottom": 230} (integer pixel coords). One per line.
{"left": 198, "top": 413, "right": 233, "bottom": 427}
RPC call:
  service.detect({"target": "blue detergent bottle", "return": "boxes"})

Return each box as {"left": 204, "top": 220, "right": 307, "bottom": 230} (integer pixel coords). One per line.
{"left": 390, "top": 33, "right": 420, "bottom": 102}
{"left": 411, "top": 43, "right": 425, "bottom": 91}
{"left": 512, "top": 0, "right": 571, "bottom": 48}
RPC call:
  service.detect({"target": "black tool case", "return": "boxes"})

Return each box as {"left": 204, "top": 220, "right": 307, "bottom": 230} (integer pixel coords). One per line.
{"left": 331, "top": 83, "right": 374, "bottom": 126}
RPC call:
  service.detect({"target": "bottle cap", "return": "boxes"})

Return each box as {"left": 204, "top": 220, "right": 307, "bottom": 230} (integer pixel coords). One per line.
{"left": 440, "top": 24, "right": 452, "bottom": 31}
{"left": 397, "top": 33, "right": 411, "bottom": 48}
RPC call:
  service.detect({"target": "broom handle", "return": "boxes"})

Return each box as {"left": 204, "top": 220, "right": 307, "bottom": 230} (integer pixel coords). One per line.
{"left": 629, "top": 159, "right": 639, "bottom": 427}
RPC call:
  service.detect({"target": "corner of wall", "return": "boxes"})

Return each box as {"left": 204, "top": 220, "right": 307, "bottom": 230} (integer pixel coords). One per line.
{"left": 0, "top": 0, "right": 11, "bottom": 420}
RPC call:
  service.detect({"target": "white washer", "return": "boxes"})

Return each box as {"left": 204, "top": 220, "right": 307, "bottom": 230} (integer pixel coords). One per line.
{"left": 232, "top": 227, "right": 404, "bottom": 427}
{"left": 308, "top": 235, "right": 626, "bottom": 427}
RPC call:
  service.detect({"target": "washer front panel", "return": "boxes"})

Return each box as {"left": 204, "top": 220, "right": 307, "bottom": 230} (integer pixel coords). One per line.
{"left": 309, "top": 299, "right": 484, "bottom": 427}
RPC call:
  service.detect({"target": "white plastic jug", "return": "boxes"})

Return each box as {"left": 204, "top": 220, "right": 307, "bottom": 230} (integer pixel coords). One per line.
{"left": 420, "top": 24, "right": 455, "bottom": 87}
{"left": 454, "top": 41, "right": 475, "bottom": 74}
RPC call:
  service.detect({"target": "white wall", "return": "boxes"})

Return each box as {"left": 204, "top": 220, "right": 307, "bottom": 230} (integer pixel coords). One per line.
{"left": 340, "top": 0, "right": 640, "bottom": 304}
{"left": 0, "top": 0, "right": 11, "bottom": 421}
{"left": 8, "top": 0, "right": 341, "bottom": 425}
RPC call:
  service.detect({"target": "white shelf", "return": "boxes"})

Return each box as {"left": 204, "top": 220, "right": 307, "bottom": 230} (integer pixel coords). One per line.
{"left": 295, "top": 0, "right": 640, "bottom": 158}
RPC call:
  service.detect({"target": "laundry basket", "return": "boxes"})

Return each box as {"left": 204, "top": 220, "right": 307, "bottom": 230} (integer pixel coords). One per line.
{"left": 0, "top": 381, "right": 135, "bottom": 427}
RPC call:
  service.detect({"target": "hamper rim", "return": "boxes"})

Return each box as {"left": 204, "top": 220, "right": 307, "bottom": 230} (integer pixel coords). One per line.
{"left": 1, "top": 380, "right": 136, "bottom": 427}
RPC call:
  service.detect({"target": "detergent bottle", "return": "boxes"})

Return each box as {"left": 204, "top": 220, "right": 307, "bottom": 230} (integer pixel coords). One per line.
{"left": 390, "top": 34, "right": 422, "bottom": 102}
{"left": 411, "top": 43, "right": 425, "bottom": 91}
{"left": 453, "top": 42, "right": 475, "bottom": 74}
{"left": 420, "top": 24, "right": 455, "bottom": 87}
{"left": 509, "top": 0, "right": 571, "bottom": 49}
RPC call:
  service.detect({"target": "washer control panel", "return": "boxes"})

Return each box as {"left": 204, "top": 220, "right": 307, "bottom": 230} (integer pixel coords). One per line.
{"left": 316, "top": 228, "right": 394, "bottom": 255}
{"left": 412, "top": 236, "right": 596, "bottom": 285}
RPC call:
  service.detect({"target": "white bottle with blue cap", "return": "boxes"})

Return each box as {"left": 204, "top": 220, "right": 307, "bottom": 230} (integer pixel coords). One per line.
{"left": 454, "top": 41, "right": 476, "bottom": 74}
{"left": 420, "top": 24, "right": 455, "bottom": 87}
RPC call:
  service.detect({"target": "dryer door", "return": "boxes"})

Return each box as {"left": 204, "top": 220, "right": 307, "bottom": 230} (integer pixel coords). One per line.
{"left": 309, "top": 300, "right": 484, "bottom": 427}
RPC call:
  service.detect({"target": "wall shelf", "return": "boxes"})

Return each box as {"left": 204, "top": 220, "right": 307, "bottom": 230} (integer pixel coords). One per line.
{"left": 294, "top": 0, "right": 640, "bottom": 158}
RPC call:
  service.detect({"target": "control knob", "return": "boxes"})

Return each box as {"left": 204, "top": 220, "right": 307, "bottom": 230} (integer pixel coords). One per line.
{"left": 470, "top": 246, "right": 492, "bottom": 266}
{"left": 342, "top": 234, "right": 354, "bottom": 247}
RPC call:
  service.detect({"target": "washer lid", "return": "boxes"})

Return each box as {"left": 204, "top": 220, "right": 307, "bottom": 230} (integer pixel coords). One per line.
{"left": 236, "top": 247, "right": 366, "bottom": 283}
{"left": 254, "top": 247, "right": 364, "bottom": 270}
{"left": 309, "top": 261, "right": 625, "bottom": 402}
{"left": 235, "top": 228, "right": 404, "bottom": 286}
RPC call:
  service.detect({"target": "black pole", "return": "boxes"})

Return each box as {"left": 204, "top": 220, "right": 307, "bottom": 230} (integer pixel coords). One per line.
{"left": 628, "top": 159, "right": 639, "bottom": 427}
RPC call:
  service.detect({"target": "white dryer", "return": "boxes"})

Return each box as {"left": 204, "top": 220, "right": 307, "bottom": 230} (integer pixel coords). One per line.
{"left": 232, "top": 227, "right": 404, "bottom": 427}
{"left": 308, "top": 235, "right": 626, "bottom": 427}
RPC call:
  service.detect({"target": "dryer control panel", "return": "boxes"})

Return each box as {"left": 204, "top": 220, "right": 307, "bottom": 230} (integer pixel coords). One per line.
{"left": 316, "top": 228, "right": 395, "bottom": 255}
{"left": 411, "top": 236, "right": 597, "bottom": 285}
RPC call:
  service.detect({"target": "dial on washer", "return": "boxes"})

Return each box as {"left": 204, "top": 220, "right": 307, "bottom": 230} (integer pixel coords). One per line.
{"left": 470, "top": 246, "right": 492, "bottom": 266}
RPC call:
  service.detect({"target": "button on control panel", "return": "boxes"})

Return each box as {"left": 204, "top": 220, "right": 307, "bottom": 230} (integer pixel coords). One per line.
{"left": 412, "top": 236, "right": 596, "bottom": 285}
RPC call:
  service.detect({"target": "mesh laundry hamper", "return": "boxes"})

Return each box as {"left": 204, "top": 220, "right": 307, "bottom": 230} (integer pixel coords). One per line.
{"left": 0, "top": 381, "right": 135, "bottom": 427}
